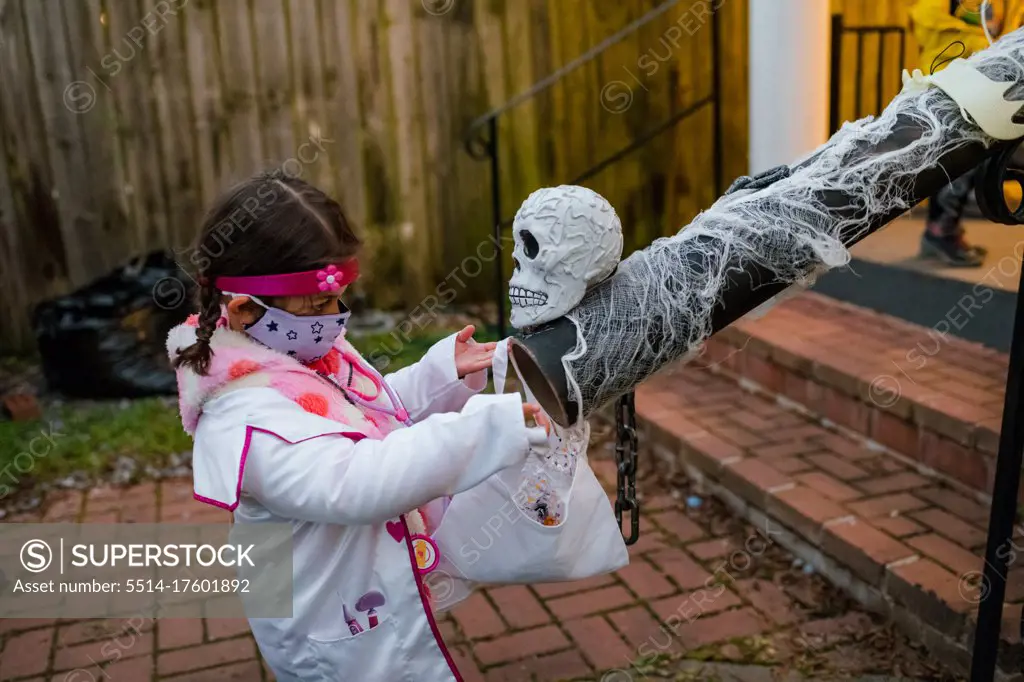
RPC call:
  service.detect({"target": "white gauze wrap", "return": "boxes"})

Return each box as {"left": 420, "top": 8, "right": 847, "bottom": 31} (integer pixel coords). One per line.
{"left": 557, "top": 27, "right": 1024, "bottom": 425}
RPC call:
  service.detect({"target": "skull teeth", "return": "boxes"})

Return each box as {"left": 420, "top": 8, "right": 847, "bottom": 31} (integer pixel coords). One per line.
{"left": 509, "top": 286, "right": 549, "bottom": 308}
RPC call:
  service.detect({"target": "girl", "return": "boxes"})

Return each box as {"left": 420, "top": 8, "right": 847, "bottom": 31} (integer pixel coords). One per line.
{"left": 167, "top": 171, "right": 551, "bottom": 681}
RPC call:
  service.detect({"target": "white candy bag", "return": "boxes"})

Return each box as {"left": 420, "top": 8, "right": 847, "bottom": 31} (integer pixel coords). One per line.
{"left": 427, "top": 340, "right": 628, "bottom": 589}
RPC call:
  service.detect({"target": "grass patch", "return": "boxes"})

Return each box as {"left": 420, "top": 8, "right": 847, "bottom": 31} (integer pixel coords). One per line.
{"left": 349, "top": 324, "right": 498, "bottom": 373}
{"left": 349, "top": 328, "right": 455, "bottom": 372}
{"left": 0, "top": 398, "right": 192, "bottom": 496}
{"left": 0, "top": 325, "right": 477, "bottom": 498}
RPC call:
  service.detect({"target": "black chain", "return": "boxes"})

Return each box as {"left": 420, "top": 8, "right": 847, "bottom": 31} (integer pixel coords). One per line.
{"left": 614, "top": 391, "right": 640, "bottom": 545}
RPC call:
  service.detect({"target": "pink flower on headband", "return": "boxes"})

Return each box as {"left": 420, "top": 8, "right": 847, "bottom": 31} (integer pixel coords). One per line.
{"left": 317, "top": 265, "right": 342, "bottom": 292}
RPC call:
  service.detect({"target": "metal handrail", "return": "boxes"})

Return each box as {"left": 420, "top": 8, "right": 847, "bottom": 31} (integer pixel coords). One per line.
{"left": 829, "top": 13, "right": 908, "bottom": 133}
{"left": 463, "top": 0, "right": 723, "bottom": 338}
{"left": 571, "top": 95, "right": 714, "bottom": 186}
{"left": 463, "top": 0, "right": 683, "bottom": 148}
{"left": 842, "top": 25, "right": 906, "bottom": 33}
{"left": 483, "top": 94, "right": 717, "bottom": 233}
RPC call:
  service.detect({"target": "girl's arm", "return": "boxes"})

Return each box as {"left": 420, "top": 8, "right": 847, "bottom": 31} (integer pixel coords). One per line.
{"left": 241, "top": 392, "right": 545, "bottom": 526}
{"left": 383, "top": 332, "right": 487, "bottom": 420}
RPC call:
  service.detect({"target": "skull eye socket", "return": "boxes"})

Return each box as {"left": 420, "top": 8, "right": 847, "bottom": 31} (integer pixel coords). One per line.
{"left": 520, "top": 230, "right": 539, "bottom": 259}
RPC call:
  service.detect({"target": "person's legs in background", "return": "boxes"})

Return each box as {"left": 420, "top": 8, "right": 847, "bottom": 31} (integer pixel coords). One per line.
{"left": 921, "top": 168, "right": 987, "bottom": 267}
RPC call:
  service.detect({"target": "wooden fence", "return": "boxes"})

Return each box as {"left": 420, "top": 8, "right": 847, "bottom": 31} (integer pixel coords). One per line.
{"left": 0, "top": 0, "right": 750, "bottom": 352}
{"left": 0, "top": 0, "right": 920, "bottom": 353}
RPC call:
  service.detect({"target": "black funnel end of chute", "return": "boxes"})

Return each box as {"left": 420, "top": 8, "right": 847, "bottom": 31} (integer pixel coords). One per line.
{"left": 509, "top": 317, "right": 579, "bottom": 428}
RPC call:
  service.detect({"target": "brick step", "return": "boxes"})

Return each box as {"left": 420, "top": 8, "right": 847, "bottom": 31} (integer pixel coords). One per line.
{"left": 699, "top": 291, "right": 1007, "bottom": 498}
{"left": 632, "top": 361, "right": 1022, "bottom": 677}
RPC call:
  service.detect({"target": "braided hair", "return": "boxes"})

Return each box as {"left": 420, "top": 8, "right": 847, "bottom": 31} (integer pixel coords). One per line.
{"left": 174, "top": 171, "right": 361, "bottom": 375}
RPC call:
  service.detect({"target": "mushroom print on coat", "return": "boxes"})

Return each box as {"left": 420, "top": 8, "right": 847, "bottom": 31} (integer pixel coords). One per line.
{"left": 355, "top": 591, "right": 386, "bottom": 629}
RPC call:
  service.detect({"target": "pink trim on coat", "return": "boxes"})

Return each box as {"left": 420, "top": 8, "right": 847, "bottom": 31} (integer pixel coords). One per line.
{"left": 400, "top": 514, "right": 462, "bottom": 681}
{"left": 172, "top": 320, "right": 451, "bottom": 673}
{"left": 192, "top": 425, "right": 366, "bottom": 511}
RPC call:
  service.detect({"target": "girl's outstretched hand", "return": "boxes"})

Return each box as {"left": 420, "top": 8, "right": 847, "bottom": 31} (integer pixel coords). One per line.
{"left": 522, "top": 403, "right": 552, "bottom": 436}
{"left": 454, "top": 325, "right": 498, "bottom": 378}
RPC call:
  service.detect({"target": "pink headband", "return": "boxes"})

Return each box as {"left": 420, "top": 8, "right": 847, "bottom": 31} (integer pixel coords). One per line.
{"left": 214, "top": 260, "right": 359, "bottom": 296}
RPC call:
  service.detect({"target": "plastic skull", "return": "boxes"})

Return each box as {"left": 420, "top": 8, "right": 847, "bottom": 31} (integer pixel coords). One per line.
{"left": 508, "top": 185, "right": 623, "bottom": 329}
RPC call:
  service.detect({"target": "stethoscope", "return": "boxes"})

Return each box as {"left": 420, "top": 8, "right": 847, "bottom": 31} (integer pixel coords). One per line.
{"left": 230, "top": 296, "right": 446, "bottom": 558}
{"left": 225, "top": 293, "right": 415, "bottom": 428}
{"left": 329, "top": 350, "right": 448, "bottom": 574}
{"left": 321, "top": 350, "right": 414, "bottom": 427}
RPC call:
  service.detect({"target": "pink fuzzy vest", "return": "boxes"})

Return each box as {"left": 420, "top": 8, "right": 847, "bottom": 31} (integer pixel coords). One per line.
{"left": 168, "top": 314, "right": 432, "bottom": 535}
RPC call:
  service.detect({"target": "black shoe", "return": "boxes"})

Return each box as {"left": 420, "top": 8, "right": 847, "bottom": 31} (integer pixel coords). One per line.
{"left": 920, "top": 232, "right": 985, "bottom": 267}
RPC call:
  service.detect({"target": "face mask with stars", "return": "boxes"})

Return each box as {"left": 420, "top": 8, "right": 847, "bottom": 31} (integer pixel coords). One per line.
{"left": 241, "top": 295, "right": 351, "bottom": 363}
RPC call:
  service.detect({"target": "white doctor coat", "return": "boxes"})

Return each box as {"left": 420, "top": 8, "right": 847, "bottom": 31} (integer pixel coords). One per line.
{"left": 175, "top": 326, "right": 547, "bottom": 681}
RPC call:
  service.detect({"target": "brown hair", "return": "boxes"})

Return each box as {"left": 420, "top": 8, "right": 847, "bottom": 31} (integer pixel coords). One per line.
{"left": 174, "top": 171, "right": 361, "bottom": 375}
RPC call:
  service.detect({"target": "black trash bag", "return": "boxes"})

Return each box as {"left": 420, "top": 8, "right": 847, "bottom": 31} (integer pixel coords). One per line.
{"left": 32, "top": 251, "right": 196, "bottom": 399}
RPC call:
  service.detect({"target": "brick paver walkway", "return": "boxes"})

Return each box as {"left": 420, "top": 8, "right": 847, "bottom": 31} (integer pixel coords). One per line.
{"left": 0, "top": 467, "right": 957, "bottom": 681}
{"left": 627, "top": 292, "right": 1017, "bottom": 677}
{"left": 714, "top": 292, "right": 1006, "bottom": 493}
{"left": 3, "top": 292, "right": 995, "bottom": 681}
